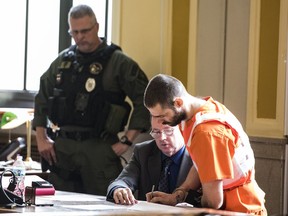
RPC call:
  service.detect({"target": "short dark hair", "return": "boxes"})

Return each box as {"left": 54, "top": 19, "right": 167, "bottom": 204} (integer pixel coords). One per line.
{"left": 144, "top": 74, "right": 185, "bottom": 109}
{"left": 68, "top": 4, "right": 97, "bottom": 23}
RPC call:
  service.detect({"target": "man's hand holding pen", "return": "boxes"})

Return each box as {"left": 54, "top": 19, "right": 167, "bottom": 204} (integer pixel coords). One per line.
{"left": 146, "top": 187, "right": 188, "bottom": 206}
{"left": 113, "top": 188, "right": 138, "bottom": 205}
{"left": 146, "top": 191, "right": 176, "bottom": 205}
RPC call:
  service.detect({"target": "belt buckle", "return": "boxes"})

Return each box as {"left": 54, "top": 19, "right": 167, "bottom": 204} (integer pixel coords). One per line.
{"left": 75, "top": 132, "right": 82, "bottom": 141}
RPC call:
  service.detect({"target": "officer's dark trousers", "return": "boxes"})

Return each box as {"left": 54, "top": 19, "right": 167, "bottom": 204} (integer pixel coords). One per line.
{"left": 48, "top": 136, "right": 123, "bottom": 196}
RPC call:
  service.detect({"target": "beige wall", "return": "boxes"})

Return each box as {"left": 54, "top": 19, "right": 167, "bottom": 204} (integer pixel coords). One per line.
{"left": 112, "top": 0, "right": 171, "bottom": 80}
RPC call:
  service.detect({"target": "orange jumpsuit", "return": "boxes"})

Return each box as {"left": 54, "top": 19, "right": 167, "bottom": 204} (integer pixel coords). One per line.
{"left": 181, "top": 97, "right": 267, "bottom": 215}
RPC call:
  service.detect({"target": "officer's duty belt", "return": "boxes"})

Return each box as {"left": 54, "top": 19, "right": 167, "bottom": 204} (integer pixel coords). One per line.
{"left": 58, "top": 130, "right": 96, "bottom": 141}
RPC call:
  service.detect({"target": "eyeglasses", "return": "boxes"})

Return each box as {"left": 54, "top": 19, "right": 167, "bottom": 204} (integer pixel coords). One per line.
{"left": 68, "top": 24, "right": 96, "bottom": 37}
{"left": 150, "top": 128, "right": 174, "bottom": 139}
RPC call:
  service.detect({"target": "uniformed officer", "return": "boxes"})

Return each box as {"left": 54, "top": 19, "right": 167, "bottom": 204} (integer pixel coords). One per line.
{"left": 33, "top": 4, "right": 150, "bottom": 196}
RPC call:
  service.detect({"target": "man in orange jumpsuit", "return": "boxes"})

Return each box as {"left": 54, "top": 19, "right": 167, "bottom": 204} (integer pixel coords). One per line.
{"left": 143, "top": 74, "right": 267, "bottom": 215}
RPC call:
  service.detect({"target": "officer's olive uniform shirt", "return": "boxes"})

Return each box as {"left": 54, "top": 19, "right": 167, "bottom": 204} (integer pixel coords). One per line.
{"left": 33, "top": 39, "right": 150, "bottom": 132}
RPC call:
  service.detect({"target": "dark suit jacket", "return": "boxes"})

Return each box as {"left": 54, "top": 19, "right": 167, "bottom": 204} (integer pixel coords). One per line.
{"left": 106, "top": 139, "right": 193, "bottom": 201}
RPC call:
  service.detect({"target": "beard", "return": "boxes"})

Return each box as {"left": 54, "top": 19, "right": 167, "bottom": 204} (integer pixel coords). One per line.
{"left": 163, "top": 109, "right": 187, "bottom": 126}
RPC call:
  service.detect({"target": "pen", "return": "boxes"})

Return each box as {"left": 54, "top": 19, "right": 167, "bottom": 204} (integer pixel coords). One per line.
{"left": 151, "top": 185, "right": 155, "bottom": 198}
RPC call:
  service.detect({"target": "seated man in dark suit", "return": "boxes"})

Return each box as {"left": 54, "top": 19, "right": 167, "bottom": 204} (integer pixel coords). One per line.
{"left": 106, "top": 117, "right": 201, "bottom": 206}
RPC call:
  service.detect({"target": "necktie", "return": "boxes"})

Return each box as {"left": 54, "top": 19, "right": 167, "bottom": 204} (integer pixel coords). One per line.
{"left": 158, "top": 157, "right": 173, "bottom": 193}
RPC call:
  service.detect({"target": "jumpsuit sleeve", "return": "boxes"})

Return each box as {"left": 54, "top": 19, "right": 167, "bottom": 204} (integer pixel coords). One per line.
{"left": 190, "top": 122, "right": 235, "bottom": 183}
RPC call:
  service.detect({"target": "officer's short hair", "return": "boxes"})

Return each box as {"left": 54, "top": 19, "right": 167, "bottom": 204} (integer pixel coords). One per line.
{"left": 68, "top": 4, "right": 97, "bottom": 23}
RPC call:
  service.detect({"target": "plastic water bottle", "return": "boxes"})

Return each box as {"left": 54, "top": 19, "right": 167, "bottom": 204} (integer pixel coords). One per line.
{"left": 12, "top": 154, "right": 26, "bottom": 198}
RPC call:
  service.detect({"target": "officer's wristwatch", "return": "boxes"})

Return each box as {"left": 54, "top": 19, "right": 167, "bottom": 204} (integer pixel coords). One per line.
{"left": 120, "top": 135, "right": 133, "bottom": 146}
